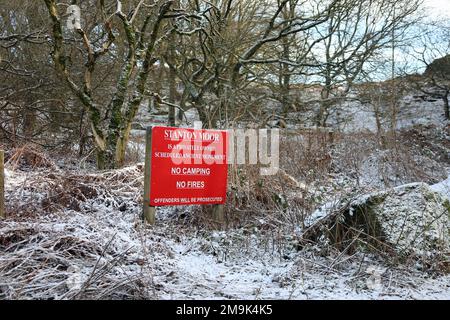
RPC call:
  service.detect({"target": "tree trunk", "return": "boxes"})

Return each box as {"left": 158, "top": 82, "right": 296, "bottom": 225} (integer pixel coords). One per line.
{"left": 78, "top": 108, "right": 87, "bottom": 157}
{"left": 197, "top": 108, "right": 208, "bottom": 128}
{"left": 115, "top": 122, "right": 132, "bottom": 168}
{"left": 168, "top": 66, "right": 177, "bottom": 126}
{"left": 167, "top": 19, "right": 177, "bottom": 127}
{"left": 443, "top": 90, "right": 449, "bottom": 120}
{"left": 96, "top": 148, "right": 109, "bottom": 170}
{"left": 280, "top": 37, "right": 291, "bottom": 115}
{"left": 373, "top": 103, "right": 387, "bottom": 148}
{"left": 95, "top": 134, "right": 126, "bottom": 170}
{"left": 23, "top": 106, "right": 36, "bottom": 139}
{"left": 93, "top": 121, "right": 131, "bottom": 170}
{"left": 317, "top": 86, "right": 331, "bottom": 127}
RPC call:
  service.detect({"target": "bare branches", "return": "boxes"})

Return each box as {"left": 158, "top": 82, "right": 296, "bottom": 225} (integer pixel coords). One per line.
{"left": 39, "top": 0, "right": 180, "bottom": 168}
{"left": 43, "top": 0, "right": 67, "bottom": 74}
{"left": 2, "top": 0, "right": 432, "bottom": 165}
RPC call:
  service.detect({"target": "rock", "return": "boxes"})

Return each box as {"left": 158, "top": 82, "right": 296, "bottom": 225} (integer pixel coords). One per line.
{"left": 309, "top": 183, "right": 450, "bottom": 269}
{"left": 424, "top": 54, "right": 450, "bottom": 79}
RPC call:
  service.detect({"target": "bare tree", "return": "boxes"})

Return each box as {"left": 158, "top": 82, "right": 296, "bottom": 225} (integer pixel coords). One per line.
{"left": 0, "top": 1, "right": 78, "bottom": 148}
{"left": 163, "top": 0, "right": 340, "bottom": 128}
{"left": 309, "top": 0, "right": 422, "bottom": 127}
{"left": 410, "top": 21, "right": 450, "bottom": 120}
{"left": 42, "top": 0, "right": 176, "bottom": 169}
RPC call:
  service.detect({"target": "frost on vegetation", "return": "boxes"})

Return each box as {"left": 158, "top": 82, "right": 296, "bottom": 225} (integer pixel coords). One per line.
{"left": 0, "top": 165, "right": 173, "bottom": 299}
{"left": 358, "top": 150, "right": 447, "bottom": 189}
{"left": 308, "top": 183, "right": 450, "bottom": 269}
{"left": 2, "top": 165, "right": 450, "bottom": 299}
{"left": 4, "top": 165, "right": 145, "bottom": 216}
{"left": 363, "top": 183, "right": 450, "bottom": 260}
{"left": 0, "top": 213, "right": 169, "bottom": 299}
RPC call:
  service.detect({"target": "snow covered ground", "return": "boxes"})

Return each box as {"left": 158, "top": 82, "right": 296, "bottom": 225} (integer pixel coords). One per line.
{"left": 156, "top": 229, "right": 450, "bottom": 300}
{"left": 310, "top": 93, "right": 448, "bottom": 134}
{"left": 1, "top": 166, "right": 449, "bottom": 300}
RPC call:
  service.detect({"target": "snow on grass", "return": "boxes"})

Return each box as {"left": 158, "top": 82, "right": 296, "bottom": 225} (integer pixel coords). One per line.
{"left": 431, "top": 175, "right": 450, "bottom": 200}
{"left": 156, "top": 231, "right": 450, "bottom": 300}
{"left": 1, "top": 166, "right": 450, "bottom": 300}
{"left": 305, "top": 200, "right": 340, "bottom": 228}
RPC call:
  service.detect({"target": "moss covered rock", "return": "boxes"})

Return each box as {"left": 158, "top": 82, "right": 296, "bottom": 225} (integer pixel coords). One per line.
{"left": 320, "top": 183, "right": 450, "bottom": 268}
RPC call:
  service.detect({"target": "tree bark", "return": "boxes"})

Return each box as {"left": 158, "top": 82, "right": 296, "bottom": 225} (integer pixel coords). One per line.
{"left": 43, "top": 0, "right": 172, "bottom": 170}
{"left": 443, "top": 90, "right": 449, "bottom": 120}
{"left": 168, "top": 63, "right": 177, "bottom": 126}
{"left": 280, "top": 37, "right": 291, "bottom": 115}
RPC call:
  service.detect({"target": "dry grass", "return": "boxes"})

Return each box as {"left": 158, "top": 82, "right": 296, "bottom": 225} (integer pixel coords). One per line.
{"left": 6, "top": 144, "right": 57, "bottom": 171}
{"left": 0, "top": 217, "right": 161, "bottom": 299}
{"left": 0, "top": 163, "right": 167, "bottom": 300}
{"left": 4, "top": 161, "right": 144, "bottom": 219}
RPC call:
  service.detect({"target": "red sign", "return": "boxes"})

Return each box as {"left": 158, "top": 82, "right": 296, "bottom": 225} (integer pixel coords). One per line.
{"left": 149, "top": 126, "right": 228, "bottom": 206}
